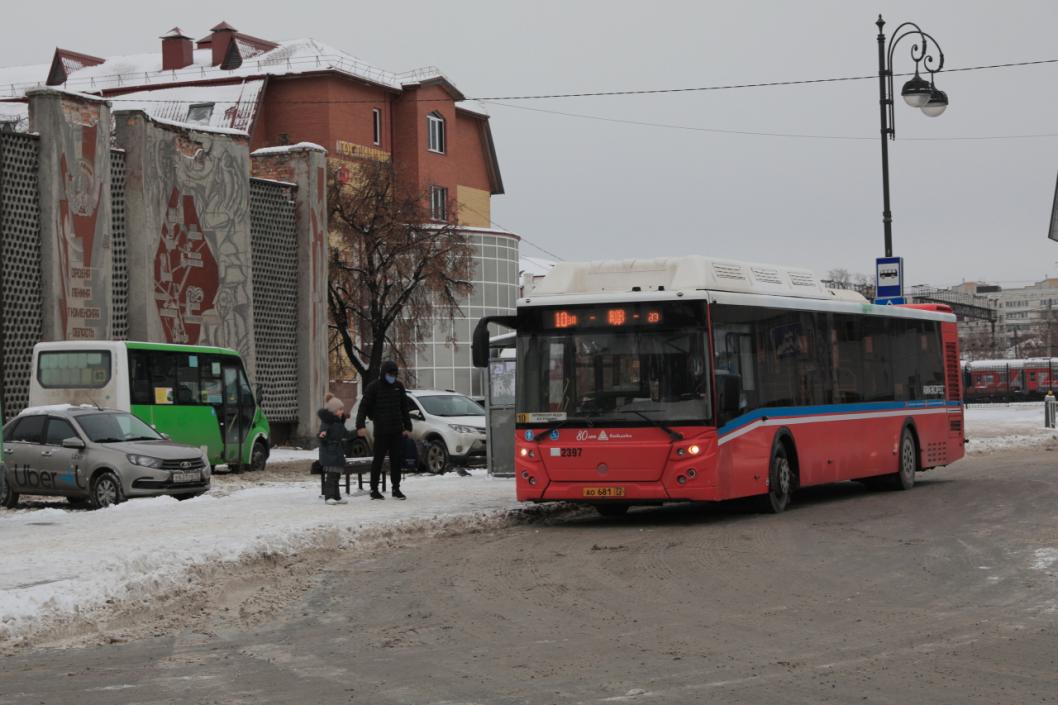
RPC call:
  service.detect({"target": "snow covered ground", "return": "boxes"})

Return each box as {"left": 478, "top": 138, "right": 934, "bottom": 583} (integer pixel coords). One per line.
{"left": 0, "top": 401, "right": 1053, "bottom": 647}
{"left": 0, "top": 471, "right": 521, "bottom": 645}
{"left": 964, "top": 402, "right": 1058, "bottom": 453}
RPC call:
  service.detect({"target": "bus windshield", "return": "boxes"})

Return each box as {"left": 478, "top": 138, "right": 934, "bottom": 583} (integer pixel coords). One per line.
{"left": 517, "top": 303, "right": 711, "bottom": 424}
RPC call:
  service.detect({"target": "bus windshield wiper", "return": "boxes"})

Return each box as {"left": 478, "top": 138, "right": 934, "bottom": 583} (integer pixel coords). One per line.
{"left": 625, "top": 409, "right": 684, "bottom": 441}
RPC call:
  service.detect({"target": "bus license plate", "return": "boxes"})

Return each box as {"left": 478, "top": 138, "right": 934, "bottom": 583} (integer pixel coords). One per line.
{"left": 172, "top": 471, "right": 200, "bottom": 484}
{"left": 583, "top": 487, "right": 625, "bottom": 498}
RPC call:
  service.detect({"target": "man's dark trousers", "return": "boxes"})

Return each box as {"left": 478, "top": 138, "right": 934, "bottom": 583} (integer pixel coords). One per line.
{"left": 371, "top": 431, "right": 404, "bottom": 492}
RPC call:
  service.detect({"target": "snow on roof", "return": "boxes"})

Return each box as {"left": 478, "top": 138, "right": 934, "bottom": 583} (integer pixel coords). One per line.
{"left": 0, "top": 38, "right": 452, "bottom": 100}
{"left": 112, "top": 108, "right": 250, "bottom": 137}
{"left": 966, "top": 358, "right": 1058, "bottom": 370}
{"left": 18, "top": 404, "right": 101, "bottom": 415}
{"left": 529, "top": 256, "right": 860, "bottom": 302}
{"left": 456, "top": 99, "right": 489, "bottom": 117}
{"left": 251, "top": 141, "right": 326, "bottom": 156}
{"left": 520, "top": 255, "right": 557, "bottom": 277}
{"left": 109, "top": 80, "right": 264, "bottom": 133}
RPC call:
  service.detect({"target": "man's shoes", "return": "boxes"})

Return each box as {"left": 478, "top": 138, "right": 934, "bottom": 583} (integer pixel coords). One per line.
{"left": 370, "top": 490, "right": 384, "bottom": 500}
{"left": 325, "top": 498, "right": 338, "bottom": 505}
{"left": 334, "top": 497, "right": 348, "bottom": 505}
{"left": 392, "top": 489, "right": 406, "bottom": 500}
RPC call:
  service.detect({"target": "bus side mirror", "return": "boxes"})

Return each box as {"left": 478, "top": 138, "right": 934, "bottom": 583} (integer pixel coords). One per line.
{"left": 256, "top": 384, "right": 265, "bottom": 404}
{"left": 472, "top": 315, "right": 517, "bottom": 369}
{"left": 719, "top": 375, "right": 742, "bottom": 415}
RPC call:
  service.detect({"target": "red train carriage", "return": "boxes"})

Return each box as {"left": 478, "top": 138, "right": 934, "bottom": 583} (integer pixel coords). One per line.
{"left": 963, "top": 358, "right": 1058, "bottom": 402}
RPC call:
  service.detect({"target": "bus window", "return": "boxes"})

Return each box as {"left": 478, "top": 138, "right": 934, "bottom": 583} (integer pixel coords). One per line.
{"left": 37, "top": 351, "right": 111, "bottom": 389}
{"left": 176, "top": 354, "right": 201, "bottom": 405}
{"left": 129, "top": 350, "right": 152, "bottom": 404}
{"left": 200, "top": 356, "right": 224, "bottom": 405}
{"left": 149, "top": 353, "right": 177, "bottom": 405}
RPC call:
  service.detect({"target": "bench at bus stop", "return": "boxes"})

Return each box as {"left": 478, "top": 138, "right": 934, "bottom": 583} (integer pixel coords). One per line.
{"left": 316, "top": 457, "right": 404, "bottom": 495}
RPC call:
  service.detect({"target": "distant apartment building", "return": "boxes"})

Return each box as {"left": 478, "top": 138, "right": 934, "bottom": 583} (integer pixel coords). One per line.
{"left": 945, "top": 279, "right": 1058, "bottom": 358}
{"left": 0, "top": 22, "right": 515, "bottom": 397}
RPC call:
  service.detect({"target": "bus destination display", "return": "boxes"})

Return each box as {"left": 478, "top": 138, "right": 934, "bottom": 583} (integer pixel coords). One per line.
{"left": 548, "top": 307, "right": 663, "bottom": 329}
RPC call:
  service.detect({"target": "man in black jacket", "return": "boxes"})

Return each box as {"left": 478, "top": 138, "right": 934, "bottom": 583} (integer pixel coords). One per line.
{"left": 355, "top": 360, "right": 413, "bottom": 500}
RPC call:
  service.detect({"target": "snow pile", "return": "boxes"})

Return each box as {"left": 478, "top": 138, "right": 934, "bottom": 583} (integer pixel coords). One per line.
{"left": 963, "top": 402, "right": 1058, "bottom": 454}
{"left": 0, "top": 472, "right": 519, "bottom": 644}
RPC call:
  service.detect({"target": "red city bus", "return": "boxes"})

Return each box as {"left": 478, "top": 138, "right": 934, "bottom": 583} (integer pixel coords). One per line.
{"left": 473, "top": 257, "right": 964, "bottom": 516}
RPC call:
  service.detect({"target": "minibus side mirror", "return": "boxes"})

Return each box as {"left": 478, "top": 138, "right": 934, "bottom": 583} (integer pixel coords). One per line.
{"left": 256, "top": 384, "right": 265, "bottom": 404}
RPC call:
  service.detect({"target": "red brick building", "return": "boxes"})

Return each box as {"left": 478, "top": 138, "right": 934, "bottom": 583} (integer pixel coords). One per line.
{"left": 0, "top": 21, "right": 504, "bottom": 227}
{"left": 0, "top": 23, "right": 517, "bottom": 398}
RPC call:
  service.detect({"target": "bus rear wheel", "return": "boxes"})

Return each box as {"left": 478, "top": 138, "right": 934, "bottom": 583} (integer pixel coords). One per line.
{"left": 762, "top": 445, "right": 793, "bottom": 514}
{"left": 891, "top": 427, "right": 917, "bottom": 491}
{"left": 595, "top": 504, "right": 630, "bottom": 518}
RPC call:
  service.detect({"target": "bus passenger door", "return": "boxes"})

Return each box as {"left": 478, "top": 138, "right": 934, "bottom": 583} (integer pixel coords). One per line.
{"left": 221, "top": 363, "right": 246, "bottom": 465}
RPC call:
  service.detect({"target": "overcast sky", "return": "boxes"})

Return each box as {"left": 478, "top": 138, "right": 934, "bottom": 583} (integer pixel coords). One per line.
{"left": 4, "top": 0, "right": 1058, "bottom": 288}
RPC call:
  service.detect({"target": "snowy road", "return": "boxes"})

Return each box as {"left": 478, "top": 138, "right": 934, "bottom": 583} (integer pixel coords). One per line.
{"left": 0, "top": 401, "right": 1054, "bottom": 651}
{"left": 0, "top": 471, "right": 520, "bottom": 646}
{"left": 3, "top": 446, "right": 1058, "bottom": 704}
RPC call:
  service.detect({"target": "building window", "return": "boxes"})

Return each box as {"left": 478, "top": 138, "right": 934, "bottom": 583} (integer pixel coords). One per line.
{"left": 186, "top": 103, "right": 214, "bottom": 125}
{"left": 430, "top": 186, "right": 448, "bottom": 221}
{"left": 372, "top": 108, "right": 382, "bottom": 146}
{"left": 427, "top": 112, "right": 446, "bottom": 153}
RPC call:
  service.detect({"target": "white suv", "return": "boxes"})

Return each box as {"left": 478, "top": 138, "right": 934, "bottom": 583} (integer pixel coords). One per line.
{"left": 346, "top": 389, "right": 486, "bottom": 474}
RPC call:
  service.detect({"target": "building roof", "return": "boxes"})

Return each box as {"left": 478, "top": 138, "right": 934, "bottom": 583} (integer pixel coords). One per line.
{"left": 110, "top": 80, "right": 264, "bottom": 132}
{"left": 0, "top": 37, "right": 453, "bottom": 99}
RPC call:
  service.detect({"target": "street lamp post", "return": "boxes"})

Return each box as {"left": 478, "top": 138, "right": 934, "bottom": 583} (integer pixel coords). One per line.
{"left": 876, "top": 15, "right": 948, "bottom": 259}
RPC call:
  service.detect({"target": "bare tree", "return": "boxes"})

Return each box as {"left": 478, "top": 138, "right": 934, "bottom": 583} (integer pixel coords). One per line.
{"left": 825, "top": 268, "right": 852, "bottom": 286}
{"left": 327, "top": 159, "right": 474, "bottom": 386}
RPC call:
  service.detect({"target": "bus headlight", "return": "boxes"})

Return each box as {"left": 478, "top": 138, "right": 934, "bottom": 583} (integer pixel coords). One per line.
{"left": 688, "top": 444, "right": 701, "bottom": 456}
{"left": 127, "top": 454, "right": 163, "bottom": 469}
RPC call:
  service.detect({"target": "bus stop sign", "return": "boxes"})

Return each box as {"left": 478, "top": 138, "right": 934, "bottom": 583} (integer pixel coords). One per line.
{"left": 875, "top": 256, "right": 903, "bottom": 301}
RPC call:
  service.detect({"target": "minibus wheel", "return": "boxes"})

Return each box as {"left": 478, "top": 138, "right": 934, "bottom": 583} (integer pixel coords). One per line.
{"left": 249, "top": 440, "right": 268, "bottom": 472}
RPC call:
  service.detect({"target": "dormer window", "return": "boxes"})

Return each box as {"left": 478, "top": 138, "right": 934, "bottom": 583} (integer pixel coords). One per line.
{"left": 186, "top": 103, "right": 215, "bottom": 126}
{"left": 427, "top": 112, "right": 446, "bottom": 154}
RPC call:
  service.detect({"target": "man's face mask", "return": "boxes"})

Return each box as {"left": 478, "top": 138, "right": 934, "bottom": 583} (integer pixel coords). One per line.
{"left": 384, "top": 373, "right": 397, "bottom": 384}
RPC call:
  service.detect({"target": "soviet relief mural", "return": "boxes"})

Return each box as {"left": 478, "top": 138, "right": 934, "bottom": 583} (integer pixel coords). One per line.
{"left": 119, "top": 112, "right": 256, "bottom": 374}
{"left": 29, "top": 90, "right": 112, "bottom": 341}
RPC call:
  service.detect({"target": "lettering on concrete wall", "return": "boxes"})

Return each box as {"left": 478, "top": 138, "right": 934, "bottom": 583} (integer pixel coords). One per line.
{"left": 54, "top": 98, "right": 111, "bottom": 340}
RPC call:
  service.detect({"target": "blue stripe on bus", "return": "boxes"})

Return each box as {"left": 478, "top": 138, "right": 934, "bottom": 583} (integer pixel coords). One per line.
{"left": 717, "top": 399, "right": 961, "bottom": 437}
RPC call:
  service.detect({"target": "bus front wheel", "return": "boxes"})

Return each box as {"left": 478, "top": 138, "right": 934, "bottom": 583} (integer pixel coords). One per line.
{"left": 763, "top": 444, "right": 793, "bottom": 514}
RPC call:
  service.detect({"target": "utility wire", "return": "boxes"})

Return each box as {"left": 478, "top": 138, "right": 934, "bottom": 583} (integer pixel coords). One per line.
{"left": 86, "top": 57, "right": 1058, "bottom": 106}
{"left": 484, "top": 100, "right": 1058, "bottom": 142}
{"left": 457, "top": 202, "right": 564, "bottom": 261}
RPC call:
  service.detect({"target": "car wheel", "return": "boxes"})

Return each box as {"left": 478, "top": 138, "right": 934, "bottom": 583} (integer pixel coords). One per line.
{"left": 425, "top": 439, "right": 449, "bottom": 474}
{"left": 89, "top": 470, "right": 124, "bottom": 509}
{"left": 762, "top": 444, "right": 793, "bottom": 514}
{"left": 892, "top": 427, "right": 918, "bottom": 491}
{"left": 250, "top": 440, "right": 268, "bottom": 472}
{"left": 595, "top": 504, "right": 629, "bottom": 518}
{"left": 0, "top": 469, "right": 19, "bottom": 509}
{"left": 346, "top": 438, "right": 370, "bottom": 459}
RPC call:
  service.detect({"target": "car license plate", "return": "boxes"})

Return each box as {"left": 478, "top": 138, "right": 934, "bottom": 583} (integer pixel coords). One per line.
{"left": 583, "top": 487, "right": 625, "bottom": 498}
{"left": 172, "top": 471, "right": 200, "bottom": 484}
